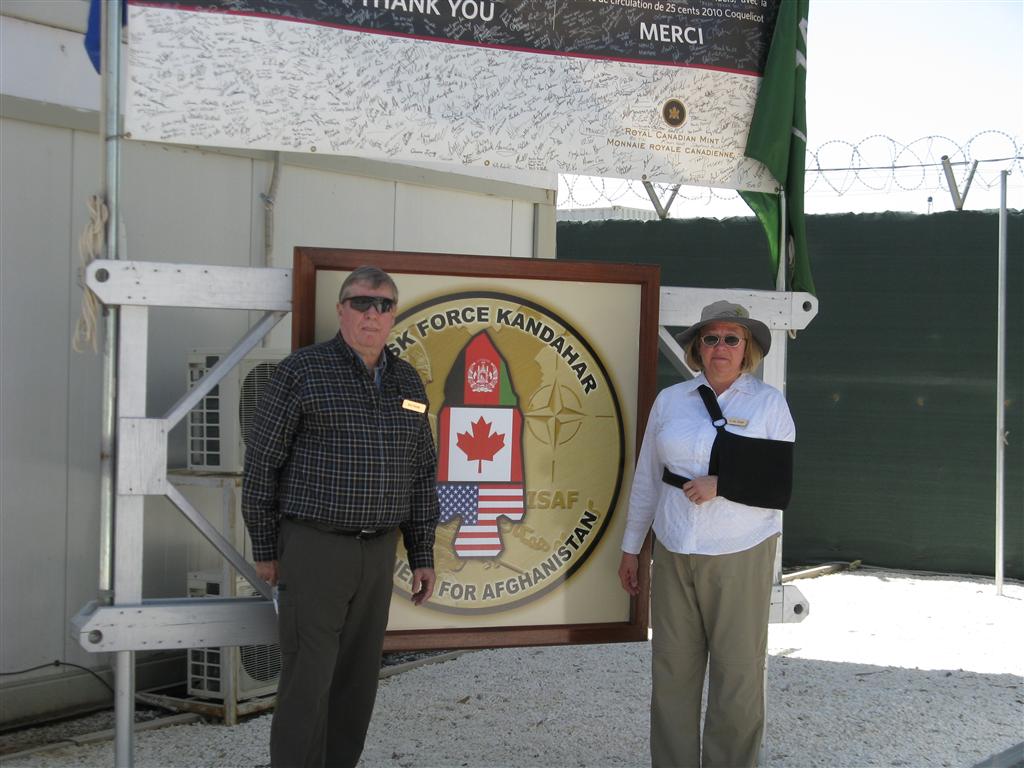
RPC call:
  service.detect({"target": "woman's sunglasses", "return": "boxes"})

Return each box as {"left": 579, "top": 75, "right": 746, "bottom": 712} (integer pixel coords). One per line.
{"left": 343, "top": 296, "right": 396, "bottom": 314}
{"left": 701, "top": 334, "right": 745, "bottom": 348}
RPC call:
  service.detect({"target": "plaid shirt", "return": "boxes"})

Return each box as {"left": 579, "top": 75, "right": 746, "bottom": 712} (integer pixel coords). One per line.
{"left": 242, "top": 334, "right": 439, "bottom": 568}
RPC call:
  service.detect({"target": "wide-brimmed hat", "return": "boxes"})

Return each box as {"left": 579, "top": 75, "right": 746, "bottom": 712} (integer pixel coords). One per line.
{"left": 674, "top": 300, "right": 772, "bottom": 355}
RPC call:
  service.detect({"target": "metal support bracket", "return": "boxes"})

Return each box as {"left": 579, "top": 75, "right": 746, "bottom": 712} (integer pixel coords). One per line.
{"left": 85, "top": 260, "right": 292, "bottom": 310}
{"left": 769, "top": 583, "right": 809, "bottom": 624}
{"left": 659, "top": 287, "right": 818, "bottom": 330}
{"left": 117, "top": 419, "right": 168, "bottom": 495}
{"left": 941, "top": 155, "right": 979, "bottom": 211}
{"left": 642, "top": 180, "right": 681, "bottom": 219}
{"left": 76, "top": 260, "right": 291, "bottom": 658}
{"left": 72, "top": 598, "right": 278, "bottom": 651}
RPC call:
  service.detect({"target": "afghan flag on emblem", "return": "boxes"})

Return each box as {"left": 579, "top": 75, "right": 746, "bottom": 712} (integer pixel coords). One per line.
{"left": 436, "top": 332, "right": 525, "bottom": 558}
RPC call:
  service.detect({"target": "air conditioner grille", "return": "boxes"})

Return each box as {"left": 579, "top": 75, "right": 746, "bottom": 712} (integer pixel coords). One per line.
{"left": 187, "top": 359, "right": 221, "bottom": 468}
{"left": 187, "top": 572, "right": 281, "bottom": 702}
{"left": 186, "top": 352, "right": 283, "bottom": 472}
{"left": 240, "top": 643, "right": 282, "bottom": 683}
{"left": 239, "top": 362, "right": 277, "bottom": 447}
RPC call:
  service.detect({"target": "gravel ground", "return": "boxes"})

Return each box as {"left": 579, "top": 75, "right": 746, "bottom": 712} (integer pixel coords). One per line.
{"left": 4, "top": 569, "right": 1022, "bottom": 768}
{"left": 0, "top": 707, "right": 172, "bottom": 757}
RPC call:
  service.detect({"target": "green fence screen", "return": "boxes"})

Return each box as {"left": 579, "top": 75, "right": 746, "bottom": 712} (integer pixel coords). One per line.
{"left": 558, "top": 211, "right": 1023, "bottom": 578}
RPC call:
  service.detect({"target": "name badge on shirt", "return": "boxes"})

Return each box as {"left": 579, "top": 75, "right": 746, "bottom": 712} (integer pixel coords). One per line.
{"left": 402, "top": 399, "right": 427, "bottom": 414}
{"left": 727, "top": 417, "right": 749, "bottom": 427}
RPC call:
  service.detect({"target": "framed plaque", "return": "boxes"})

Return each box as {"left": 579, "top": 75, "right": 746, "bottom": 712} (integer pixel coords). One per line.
{"left": 293, "top": 248, "right": 658, "bottom": 649}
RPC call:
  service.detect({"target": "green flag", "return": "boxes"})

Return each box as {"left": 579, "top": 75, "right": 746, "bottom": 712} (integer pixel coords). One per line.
{"left": 740, "top": 0, "right": 814, "bottom": 294}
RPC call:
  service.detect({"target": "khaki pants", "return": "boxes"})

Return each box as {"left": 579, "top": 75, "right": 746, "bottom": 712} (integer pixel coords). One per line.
{"left": 270, "top": 519, "right": 398, "bottom": 768}
{"left": 650, "top": 535, "right": 777, "bottom": 768}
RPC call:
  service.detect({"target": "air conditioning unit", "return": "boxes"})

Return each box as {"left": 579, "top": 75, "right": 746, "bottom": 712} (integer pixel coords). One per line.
{"left": 187, "top": 570, "right": 281, "bottom": 702}
{"left": 186, "top": 350, "right": 287, "bottom": 472}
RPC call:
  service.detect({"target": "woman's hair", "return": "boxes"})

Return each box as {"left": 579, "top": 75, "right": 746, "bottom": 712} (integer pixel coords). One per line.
{"left": 685, "top": 326, "right": 765, "bottom": 373}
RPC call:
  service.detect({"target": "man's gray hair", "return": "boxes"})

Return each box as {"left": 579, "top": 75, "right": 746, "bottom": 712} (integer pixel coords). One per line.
{"left": 339, "top": 265, "right": 399, "bottom": 304}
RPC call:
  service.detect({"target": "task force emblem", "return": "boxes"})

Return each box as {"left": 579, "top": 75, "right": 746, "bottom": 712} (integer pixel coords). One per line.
{"left": 388, "top": 292, "right": 624, "bottom": 613}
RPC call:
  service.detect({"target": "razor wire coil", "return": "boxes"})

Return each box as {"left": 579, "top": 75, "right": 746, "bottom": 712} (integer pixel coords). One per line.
{"left": 559, "top": 131, "right": 1023, "bottom": 210}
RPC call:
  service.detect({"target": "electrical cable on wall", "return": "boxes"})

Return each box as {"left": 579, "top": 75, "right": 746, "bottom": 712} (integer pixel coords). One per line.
{"left": 0, "top": 660, "right": 114, "bottom": 696}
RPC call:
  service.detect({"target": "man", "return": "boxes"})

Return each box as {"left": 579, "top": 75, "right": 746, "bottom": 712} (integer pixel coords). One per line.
{"left": 242, "top": 265, "right": 439, "bottom": 768}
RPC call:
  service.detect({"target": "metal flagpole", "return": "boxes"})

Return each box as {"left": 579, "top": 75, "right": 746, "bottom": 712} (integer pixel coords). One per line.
{"left": 777, "top": 185, "right": 787, "bottom": 291}
{"left": 99, "top": 0, "right": 135, "bottom": 763}
{"left": 995, "top": 171, "right": 1008, "bottom": 596}
{"left": 759, "top": 183, "right": 789, "bottom": 768}
{"left": 97, "top": 0, "right": 118, "bottom": 608}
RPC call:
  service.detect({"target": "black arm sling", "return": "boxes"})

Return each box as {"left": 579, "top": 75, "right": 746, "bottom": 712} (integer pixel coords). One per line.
{"left": 661, "top": 384, "right": 794, "bottom": 510}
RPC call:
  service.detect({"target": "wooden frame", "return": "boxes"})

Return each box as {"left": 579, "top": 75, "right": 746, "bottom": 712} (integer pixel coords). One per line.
{"left": 294, "top": 247, "right": 658, "bottom": 650}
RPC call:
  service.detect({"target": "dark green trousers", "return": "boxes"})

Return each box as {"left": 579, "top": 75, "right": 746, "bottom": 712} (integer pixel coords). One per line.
{"left": 270, "top": 519, "right": 398, "bottom": 768}
{"left": 650, "top": 535, "right": 777, "bottom": 768}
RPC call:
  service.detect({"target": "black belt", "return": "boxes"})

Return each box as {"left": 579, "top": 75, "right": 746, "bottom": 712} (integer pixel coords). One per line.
{"left": 285, "top": 516, "right": 395, "bottom": 540}
{"left": 662, "top": 467, "right": 692, "bottom": 489}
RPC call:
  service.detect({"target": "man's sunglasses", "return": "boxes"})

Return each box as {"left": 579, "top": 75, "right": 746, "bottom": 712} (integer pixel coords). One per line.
{"left": 343, "top": 296, "right": 396, "bottom": 314}
{"left": 701, "top": 334, "right": 745, "bottom": 348}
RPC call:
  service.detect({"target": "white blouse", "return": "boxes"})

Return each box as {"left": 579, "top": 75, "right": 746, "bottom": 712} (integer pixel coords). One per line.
{"left": 621, "top": 373, "right": 796, "bottom": 556}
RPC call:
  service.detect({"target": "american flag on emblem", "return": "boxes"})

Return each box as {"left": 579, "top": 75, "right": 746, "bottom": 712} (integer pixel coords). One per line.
{"left": 437, "top": 483, "right": 525, "bottom": 557}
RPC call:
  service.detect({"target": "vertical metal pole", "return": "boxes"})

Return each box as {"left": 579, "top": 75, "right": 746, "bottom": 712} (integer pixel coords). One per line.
{"left": 97, "top": 0, "right": 120, "bottom": 606}
{"left": 222, "top": 480, "right": 239, "bottom": 726}
{"left": 759, "top": 185, "right": 789, "bottom": 768}
{"left": 100, "top": 1, "right": 134, "bottom": 765}
{"left": 995, "top": 171, "right": 1008, "bottom": 596}
{"left": 103, "top": 0, "right": 120, "bottom": 259}
{"left": 115, "top": 651, "right": 135, "bottom": 767}
{"left": 776, "top": 186, "right": 787, "bottom": 291}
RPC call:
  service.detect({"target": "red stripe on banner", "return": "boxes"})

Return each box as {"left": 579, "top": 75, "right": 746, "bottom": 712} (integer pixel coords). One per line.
{"left": 437, "top": 408, "right": 450, "bottom": 480}
{"left": 510, "top": 412, "right": 523, "bottom": 482}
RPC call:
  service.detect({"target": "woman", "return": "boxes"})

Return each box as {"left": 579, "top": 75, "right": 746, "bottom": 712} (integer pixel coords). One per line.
{"left": 619, "top": 300, "right": 796, "bottom": 768}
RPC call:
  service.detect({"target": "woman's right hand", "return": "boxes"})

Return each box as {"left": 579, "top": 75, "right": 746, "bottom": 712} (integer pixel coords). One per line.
{"left": 618, "top": 552, "right": 640, "bottom": 596}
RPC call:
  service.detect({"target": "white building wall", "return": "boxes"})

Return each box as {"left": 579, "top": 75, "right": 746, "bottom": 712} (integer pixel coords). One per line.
{"left": 0, "top": 4, "right": 557, "bottom": 725}
{"left": 1, "top": 119, "right": 78, "bottom": 674}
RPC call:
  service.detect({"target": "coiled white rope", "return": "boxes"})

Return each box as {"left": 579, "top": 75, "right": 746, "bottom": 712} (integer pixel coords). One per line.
{"left": 72, "top": 195, "right": 108, "bottom": 354}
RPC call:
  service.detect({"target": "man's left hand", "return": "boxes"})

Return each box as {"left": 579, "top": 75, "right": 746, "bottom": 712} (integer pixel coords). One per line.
{"left": 410, "top": 567, "right": 436, "bottom": 606}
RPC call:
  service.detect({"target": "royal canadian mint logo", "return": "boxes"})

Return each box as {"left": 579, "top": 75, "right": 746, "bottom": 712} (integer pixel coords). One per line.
{"left": 662, "top": 98, "right": 687, "bottom": 128}
{"left": 388, "top": 292, "right": 624, "bottom": 613}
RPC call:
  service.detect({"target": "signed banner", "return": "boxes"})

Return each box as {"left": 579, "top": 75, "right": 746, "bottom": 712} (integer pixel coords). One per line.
{"left": 295, "top": 249, "right": 659, "bottom": 649}
{"left": 125, "top": 0, "right": 781, "bottom": 190}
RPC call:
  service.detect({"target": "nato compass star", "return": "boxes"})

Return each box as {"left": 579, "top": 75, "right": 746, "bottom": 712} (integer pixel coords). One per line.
{"left": 525, "top": 380, "right": 586, "bottom": 481}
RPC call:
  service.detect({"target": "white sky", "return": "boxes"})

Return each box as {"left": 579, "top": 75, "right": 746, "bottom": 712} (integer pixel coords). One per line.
{"left": 560, "top": 0, "right": 1024, "bottom": 217}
